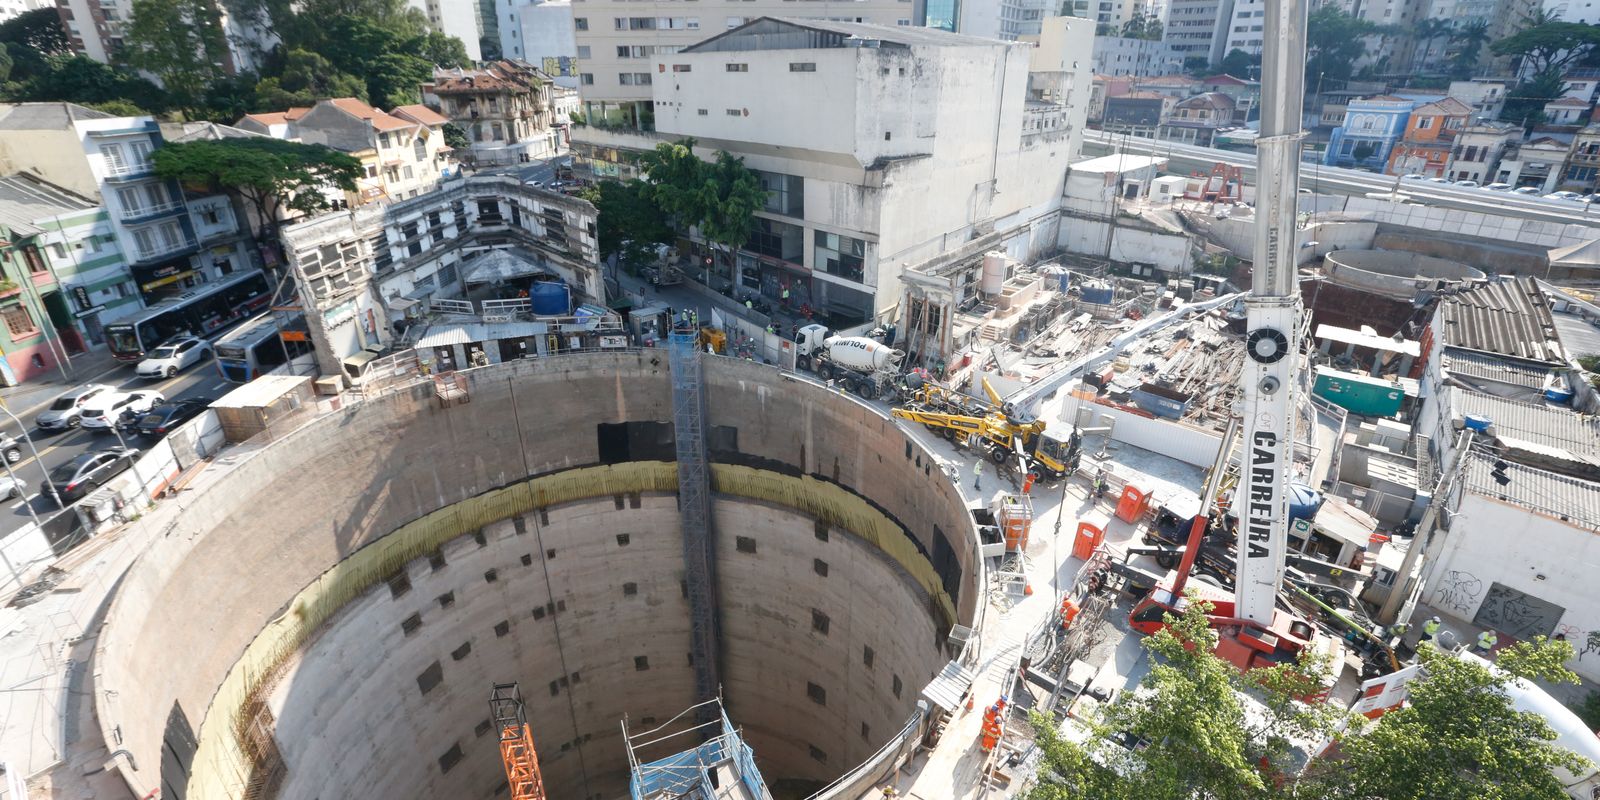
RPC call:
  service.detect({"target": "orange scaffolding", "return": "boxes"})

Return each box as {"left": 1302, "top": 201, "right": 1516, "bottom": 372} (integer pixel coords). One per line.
{"left": 491, "top": 683, "right": 549, "bottom": 800}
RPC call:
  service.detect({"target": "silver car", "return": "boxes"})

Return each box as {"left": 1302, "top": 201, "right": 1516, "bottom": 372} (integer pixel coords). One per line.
{"left": 0, "top": 473, "right": 25, "bottom": 500}
{"left": 36, "top": 383, "right": 116, "bottom": 431}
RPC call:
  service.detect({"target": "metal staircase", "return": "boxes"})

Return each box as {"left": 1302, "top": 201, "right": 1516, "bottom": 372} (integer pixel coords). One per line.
{"left": 669, "top": 329, "right": 721, "bottom": 718}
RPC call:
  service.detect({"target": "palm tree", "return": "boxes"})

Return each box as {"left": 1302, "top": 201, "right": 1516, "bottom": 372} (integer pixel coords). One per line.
{"left": 1448, "top": 19, "right": 1491, "bottom": 79}
{"left": 1410, "top": 18, "right": 1452, "bottom": 74}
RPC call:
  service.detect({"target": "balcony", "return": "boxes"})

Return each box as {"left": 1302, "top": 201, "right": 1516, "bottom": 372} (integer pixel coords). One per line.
{"left": 103, "top": 161, "right": 156, "bottom": 183}
{"left": 131, "top": 236, "right": 198, "bottom": 264}
{"left": 119, "top": 199, "right": 186, "bottom": 224}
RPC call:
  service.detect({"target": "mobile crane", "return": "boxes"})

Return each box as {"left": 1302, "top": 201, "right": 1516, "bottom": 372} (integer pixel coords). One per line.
{"left": 892, "top": 376, "right": 1080, "bottom": 479}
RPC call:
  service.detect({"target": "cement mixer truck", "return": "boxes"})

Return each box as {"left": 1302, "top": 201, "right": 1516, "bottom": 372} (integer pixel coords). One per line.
{"left": 795, "top": 324, "right": 904, "bottom": 400}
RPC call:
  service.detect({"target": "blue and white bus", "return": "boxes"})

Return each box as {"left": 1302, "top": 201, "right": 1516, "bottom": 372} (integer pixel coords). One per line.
{"left": 214, "top": 312, "right": 315, "bottom": 383}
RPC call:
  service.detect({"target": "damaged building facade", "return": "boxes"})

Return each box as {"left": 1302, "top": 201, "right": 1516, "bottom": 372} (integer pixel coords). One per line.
{"left": 279, "top": 175, "right": 602, "bottom": 377}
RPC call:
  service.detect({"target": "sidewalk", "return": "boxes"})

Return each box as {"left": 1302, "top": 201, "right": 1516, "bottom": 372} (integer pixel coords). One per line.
{"left": 0, "top": 349, "right": 126, "bottom": 420}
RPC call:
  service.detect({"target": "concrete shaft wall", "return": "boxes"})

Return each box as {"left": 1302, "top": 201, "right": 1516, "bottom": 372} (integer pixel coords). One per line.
{"left": 269, "top": 494, "right": 941, "bottom": 800}
{"left": 93, "top": 352, "right": 977, "bottom": 800}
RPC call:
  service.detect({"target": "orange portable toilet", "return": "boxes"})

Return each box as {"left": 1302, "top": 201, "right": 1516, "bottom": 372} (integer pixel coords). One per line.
{"left": 1072, "top": 521, "right": 1104, "bottom": 560}
{"left": 997, "top": 495, "right": 1034, "bottom": 552}
{"left": 1116, "top": 485, "right": 1149, "bottom": 523}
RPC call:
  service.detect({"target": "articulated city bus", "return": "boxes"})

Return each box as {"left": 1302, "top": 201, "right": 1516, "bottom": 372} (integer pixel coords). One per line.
{"left": 104, "top": 271, "right": 273, "bottom": 362}
{"left": 214, "top": 312, "right": 315, "bottom": 383}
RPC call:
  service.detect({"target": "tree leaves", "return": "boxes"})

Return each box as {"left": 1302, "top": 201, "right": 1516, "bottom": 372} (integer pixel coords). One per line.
{"left": 151, "top": 138, "right": 362, "bottom": 238}
{"left": 1490, "top": 21, "right": 1600, "bottom": 75}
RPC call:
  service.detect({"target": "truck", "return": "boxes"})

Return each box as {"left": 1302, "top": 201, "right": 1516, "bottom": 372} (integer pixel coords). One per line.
{"left": 794, "top": 324, "right": 904, "bottom": 400}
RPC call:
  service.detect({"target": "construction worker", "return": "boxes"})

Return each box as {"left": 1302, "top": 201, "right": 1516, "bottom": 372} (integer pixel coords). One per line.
{"left": 1421, "top": 616, "right": 1441, "bottom": 642}
{"left": 745, "top": 299, "right": 754, "bottom": 312}
{"left": 1389, "top": 621, "right": 1409, "bottom": 640}
{"left": 974, "top": 460, "right": 983, "bottom": 492}
{"left": 782, "top": 286, "right": 791, "bottom": 309}
{"left": 1477, "top": 629, "right": 1499, "bottom": 653}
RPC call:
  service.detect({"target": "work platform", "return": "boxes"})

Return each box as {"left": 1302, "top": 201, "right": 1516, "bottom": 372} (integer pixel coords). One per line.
{"left": 625, "top": 699, "right": 771, "bottom": 800}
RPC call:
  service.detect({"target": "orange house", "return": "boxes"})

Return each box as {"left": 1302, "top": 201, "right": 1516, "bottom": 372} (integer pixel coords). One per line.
{"left": 1386, "top": 97, "right": 1473, "bottom": 177}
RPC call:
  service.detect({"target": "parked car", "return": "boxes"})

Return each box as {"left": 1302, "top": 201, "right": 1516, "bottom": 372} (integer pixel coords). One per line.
{"left": 1483, "top": 182, "right": 1513, "bottom": 191}
{"left": 1454, "top": 180, "right": 1480, "bottom": 188}
{"left": 50, "top": 448, "right": 139, "bottom": 503}
{"left": 35, "top": 383, "right": 116, "bottom": 431}
{"left": 1513, "top": 186, "right": 1542, "bottom": 195}
{"left": 1400, "top": 173, "right": 1426, "bottom": 181}
{"left": 1545, "top": 191, "right": 1584, "bottom": 202}
{"left": 79, "top": 390, "right": 164, "bottom": 431}
{"left": 0, "top": 433, "right": 22, "bottom": 464}
{"left": 1427, "top": 177, "right": 1451, "bottom": 184}
{"left": 135, "top": 336, "right": 212, "bottom": 379}
{"left": 0, "top": 473, "right": 25, "bottom": 500}
{"left": 131, "top": 397, "right": 214, "bottom": 437}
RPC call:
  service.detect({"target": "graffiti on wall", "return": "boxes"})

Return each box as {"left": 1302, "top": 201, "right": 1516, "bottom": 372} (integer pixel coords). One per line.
{"left": 1430, "top": 569, "right": 1483, "bottom": 615}
{"left": 1471, "top": 582, "right": 1565, "bottom": 641}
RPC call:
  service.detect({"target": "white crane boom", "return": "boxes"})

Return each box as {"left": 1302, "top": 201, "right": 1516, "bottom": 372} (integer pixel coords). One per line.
{"left": 1234, "top": 0, "right": 1308, "bottom": 626}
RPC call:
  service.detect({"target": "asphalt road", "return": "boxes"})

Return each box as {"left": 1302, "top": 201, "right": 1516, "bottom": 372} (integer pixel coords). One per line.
{"left": 0, "top": 360, "right": 228, "bottom": 539}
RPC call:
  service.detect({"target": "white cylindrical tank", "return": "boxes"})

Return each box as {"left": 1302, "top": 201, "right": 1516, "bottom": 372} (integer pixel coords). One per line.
{"left": 823, "top": 336, "right": 903, "bottom": 371}
{"left": 981, "top": 251, "right": 1007, "bottom": 296}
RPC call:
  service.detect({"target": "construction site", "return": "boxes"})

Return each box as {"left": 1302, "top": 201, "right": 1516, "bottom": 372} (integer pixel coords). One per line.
{"left": 13, "top": 1, "right": 1600, "bottom": 799}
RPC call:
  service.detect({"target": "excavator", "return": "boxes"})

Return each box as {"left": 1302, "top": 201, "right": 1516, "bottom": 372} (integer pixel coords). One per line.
{"left": 892, "top": 376, "right": 1080, "bottom": 479}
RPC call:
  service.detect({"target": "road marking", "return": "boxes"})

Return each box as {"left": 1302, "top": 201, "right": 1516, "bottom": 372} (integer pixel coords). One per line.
{"left": 212, "top": 382, "right": 227, "bottom": 390}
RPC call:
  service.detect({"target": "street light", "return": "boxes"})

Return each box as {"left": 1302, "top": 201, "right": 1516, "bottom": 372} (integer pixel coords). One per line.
{"left": 0, "top": 404, "right": 63, "bottom": 509}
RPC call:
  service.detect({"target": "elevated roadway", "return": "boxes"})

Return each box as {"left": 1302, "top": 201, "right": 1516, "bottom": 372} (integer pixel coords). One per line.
{"left": 1081, "top": 130, "right": 1598, "bottom": 228}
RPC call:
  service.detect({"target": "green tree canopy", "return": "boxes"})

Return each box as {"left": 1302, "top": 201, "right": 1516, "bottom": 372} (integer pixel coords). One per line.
{"left": 151, "top": 137, "right": 362, "bottom": 242}
{"left": 1308, "top": 638, "right": 1589, "bottom": 800}
{"left": 633, "top": 139, "right": 767, "bottom": 271}
{"left": 441, "top": 122, "right": 469, "bottom": 150}
{"left": 0, "top": 8, "right": 69, "bottom": 59}
{"left": 1307, "top": 7, "right": 1377, "bottom": 85}
{"left": 583, "top": 179, "right": 675, "bottom": 270}
{"left": 1120, "top": 11, "right": 1162, "bottom": 41}
{"left": 121, "top": 0, "right": 232, "bottom": 109}
{"left": 1500, "top": 68, "right": 1567, "bottom": 125}
{"left": 18, "top": 54, "right": 169, "bottom": 112}
{"left": 1446, "top": 19, "right": 1491, "bottom": 80}
{"left": 1490, "top": 21, "right": 1600, "bottom": 75}
{"left": 1219, "top": 48, "right": 1260, "bottom": 80}
{"left": 253, "top": 48, "right": 368, "bottom": 109}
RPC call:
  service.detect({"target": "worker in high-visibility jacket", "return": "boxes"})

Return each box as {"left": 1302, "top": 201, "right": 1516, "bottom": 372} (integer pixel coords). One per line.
{"left": 1478, "top": 630, "right": 1499, "bottom": 653}
{"left": 1421, "top": 616, "right": 1441, "bottom": 642}
{"left": 1060, "top": 597, "right": 1080, "bottom": 629}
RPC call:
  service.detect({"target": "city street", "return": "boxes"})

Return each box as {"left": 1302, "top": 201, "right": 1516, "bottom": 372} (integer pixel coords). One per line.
{"left": 0, "top": 360, "right": 229, "bottom": 539}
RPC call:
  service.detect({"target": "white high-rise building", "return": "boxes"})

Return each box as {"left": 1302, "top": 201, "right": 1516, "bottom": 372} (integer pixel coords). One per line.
{"left": 1161, "top": 0, "right": 1234, "bottom": 67}
{"left": 0, "top": 0, "right": 49, "bottom": 24}
{"left": 497, "top": 0, "right": 579, "bottom": 87}
{"left": 409, "top": 0, "right": 484, "bottom": 60}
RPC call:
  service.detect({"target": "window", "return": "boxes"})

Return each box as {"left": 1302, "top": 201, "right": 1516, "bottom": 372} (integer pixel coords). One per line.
{"left": 1417, "top": 117, "right": 1432, "bottom": 130}
{"left": 414, "top": 137, "right": 427, "bottom": 160}
{"left": 618, "top": 73, "right": 652, "bottom": 85}
{"left": 725, "top": 62, "right": 747, "bottom": 71}
{"left": 672, "top": 64, "right": 691, "bottom": 72}
{"left": 128, "top": 140, "right": 152, "bottom": 168}
{"left": 755, "top": 170, "right": 803, "bottom": 217}
{"left": 574, "top": 16, "right": 588, "bottom": 28}
{"left": 698, "top": 108, "right": 709, "bottom": 115}
{"left": 4, "top": 305, "right": 37, "bottom": 339}
{"left": 726, "top": 15, "right": 743, "bottom": 26}
{"left": 581, "top": 73, "right": 594, "bottom": 85}
{"left": 789, "top": 62, "right": 816, "bottom": 72}
{"left": 815, "top": 231, "right": 866, "bottom": 282}
{"left": 101, "top": 143, "right": 127, "bottom": 174}
{"left": 379, "top": 132, "right": 391, "bottom": 148}
{"left": 577, "top": 45, "right": 591, "bottom": 57}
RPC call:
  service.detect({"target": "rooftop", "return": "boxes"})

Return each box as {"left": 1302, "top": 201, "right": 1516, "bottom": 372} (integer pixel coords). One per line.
{"left": 1462, "top": 449, "right": 1600, "bottom": 530}
{"left": 684, "top": 17, "right": 1006, "bottom": 53}
{"left": 425, "top": 61, "right": 553, "bottom": 94}
{"left": 0, "top": 172, "right": 97, "bottom": 236}
{"left": 392, "top": 104, "right": 450, "bottom": 127}
{"left": 0, "top": 102, "right": 112, "bottom": 130}
{"left": 1175, "top": 92, "right": 1233, "bottom": 111}
{"left": 1453, "top": 391, "right": 1600, "bottom": 473}
{"left": 1412, "top": 97, "right": 1474, "bottom": 116}
{"left": 1440, "top": 346, "right": 1552, "bottom": 391}
{"left": 1437, "top": 277, "right": 1565, "bottom": 364}
{"left": 1546, "top": 97, "right": 1592, "bottom": 108}
{"left": 1069, "top": 153, "right": 1167, "bottom": 174}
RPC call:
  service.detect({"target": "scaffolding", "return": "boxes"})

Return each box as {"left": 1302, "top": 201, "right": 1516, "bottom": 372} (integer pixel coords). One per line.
{"left": 624, "top": 698, "right": 772, "bottom": 800}
{"left": 669, "top": 329, "right": 722, "bottom": 717}
{"left": 491, "top": 683, "right": 549, "bottom": 800}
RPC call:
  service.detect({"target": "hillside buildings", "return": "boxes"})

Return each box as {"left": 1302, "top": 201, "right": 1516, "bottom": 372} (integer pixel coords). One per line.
{"left": 239, "top": 99, "right": 456, "bottom": 204}
{"left": 495, "top": 0, "right": 580, "bottom": 87}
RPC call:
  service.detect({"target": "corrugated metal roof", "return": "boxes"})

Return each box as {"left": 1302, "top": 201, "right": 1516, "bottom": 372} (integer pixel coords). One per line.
{"left": 0, "top": 173, "right": 97, "bottom": 236}
{"left": 414, "top": 324, "right": 487, "bottom": 348}
{"left": 1463, "top": 452, "right": 1600, "bottom": 530}
{"left": 1438, "top": 277, "right": 1565, "bottom": 364}
{"left": 920, "top": 660, "right": 975, "bottom": 713}
{"left": 1453, "top": 392, "right": 1600, "bottom": 467}
{"left": 1441, "top": 347, "right": 1550, "bottom": 390}
{"left": 0, "top": 102, "right": 112, "bottom": 130}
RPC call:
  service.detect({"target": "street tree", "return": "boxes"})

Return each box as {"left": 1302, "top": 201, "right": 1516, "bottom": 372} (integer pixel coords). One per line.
{"left": 1490, "top": 21, "right": 1600, "bottom": 75}
{"left": 1501, "top": 69, "right": 1567, "bottom": 126}
{"left": 582, "top": 179, "right": 675, "bottom": 271}
{"left": 442, "top": 122, "right": 470, "bottom": 150}
{"left": 1120, "top": 11, "right": 1163, "bottom": 40}
{"left": 0, "top": 8, "right": 69, "bottom": 61}
{"left": 1220, "top": 48, "right": 1260, "bottom": 80}
{"left": 1446, "top": 19, "right": 1491, "bottom": 80}
{"left": 637, "top": 139, "right": 713, "bottom": 226}
{"left": 1028, "top": 599, "right": 1340, "bottom": 800}
{"left": 634, "top": 140, "right": 767, "bottom": 278}
{"left": 121, "top": 0, "right": 232, "bottom": 109}
{"left": 151, "top": 138, "right": 362, "bottom": 246}
{"left": 253, "top": 49, "right": 368, "bottom": 108}
{"left": 17, "top": 54, "right": 169, "bottom": 112}
{"left": 1308, "top": 637, "right": 1590, "bottom": 800}
{"left": 1306, "top": 6, "right": 1377, "bottom": 85}
{"left": 1408, "top": 17, "right": 1452, "bottom": 73}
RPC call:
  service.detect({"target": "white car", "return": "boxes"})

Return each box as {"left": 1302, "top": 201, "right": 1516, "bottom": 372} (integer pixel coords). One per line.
{"left": 0, "top": 473, "right": 25, "bottom": 500}
{"left": 1427, "top": 177, "right": 1451, "bottom": 184}
{"left": 136, "top": 336, "right": 211, "bottom": 379}
{"left": 1400, "top": 173, "right": 1426, "bottom": 181}
{"left": 1483, "top": 182, "right": 1512, "bottom": 191}
{"left": 1544, "top": 191, "right": 1584, "bottom": 202}
{"left": 1513, "top": 186, "right": 1542, "bottom": 195}
{"left": 79, "top": 390, "right": 165, "bottom": 431}
{"left": 1454, "top": 180, "right": 1480, "bottom": 188}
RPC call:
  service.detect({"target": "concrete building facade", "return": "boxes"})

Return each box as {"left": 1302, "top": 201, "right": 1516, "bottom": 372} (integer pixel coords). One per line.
{"left": 1091, "top": 36, "right": 1179, "bottom": 77}
{"left": 1385, "top": 97, "right": 1470, "bottom": 178}
{"left": 279, "top": 175, "right": 601, "bottom": 374}
{"left": 1324, "top": 95, "right": 1413, "bottom": 171}
{"left": 1492, "top": 136, "right": 1569, "bottom": 192}
{"left": 496, "top": 0, "right": 579, "bottom": 87}
{"left": 423, "top": 62, "right": 561, "bottom": 166}
{"left": 409, "top": 0, "right": 484, "bottom": 60}
{"left": 571, "top": 0, "right": 914, "bottom": 127}
{"left": 1157, "top": 91, "right": 1234, "bottom": 146}
{"left": 1161, "top": 0, "right": 1234, "bottom": 67}
{"left": 1558, "top": 123, "right": 1600, "bottom": 193}
{"left": 1445, "top": 121, "right": 1517, "bottom": 184}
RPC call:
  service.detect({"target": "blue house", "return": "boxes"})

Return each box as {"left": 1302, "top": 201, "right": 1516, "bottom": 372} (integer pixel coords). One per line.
{"left": 1324, "top": 96, "right": 1415, "bottom": 171}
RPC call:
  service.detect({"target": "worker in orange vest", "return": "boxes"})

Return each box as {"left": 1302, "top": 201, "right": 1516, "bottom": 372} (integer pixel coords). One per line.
{"left": 1060, "top": 597, "right": 1080, "bottom": 629}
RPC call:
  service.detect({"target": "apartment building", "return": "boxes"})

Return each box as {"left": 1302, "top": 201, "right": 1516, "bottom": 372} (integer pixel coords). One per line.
{"left": 1444, "top": 121, "right": 1517, "bottom": 184}
{"left": 496, "top": 0, "right": 579, "bottom": 87}
{"left": 422, "top": 61, "right": 560, "bottom": 166}
{"left": 1092, "top": 37, "right": 1180, "bottom": 77}
{"left": 409, "top": 0, "right": 484, "bottom": 60}
{"left": 239, "top": 99, "right": 456, "bottom": 204}
{"left": 1385, "top": 97, "right": 1470, "bottom": 177}
{"left": 0, "top": 104, "right": 258, "bottom": 306}
{"left": 1425, "top": 0, "right": 1539, "bottom": 74}
{"left": 0, "top": 0, "right": 49, "bottom": 23}
{"left": 574, "top": 1, "right": 916, "bottom": 127}
{"left": 1162, "top": 0, "right": 1234, "bottom": 67}
{"left": 54, "top": 0, "right": 273, "bottom": 71}
{"left": 1557, "top": 123, "right": 1600, "bottom": 193}
{"left": 1324, "top": 95, "right": 1413, "bottom": 171}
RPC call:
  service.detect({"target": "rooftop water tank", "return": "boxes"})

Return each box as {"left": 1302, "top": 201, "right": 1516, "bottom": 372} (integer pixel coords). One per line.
{"left": 1463, "top": 414, "right": 1493, "bottom": 432}
{"left": 981, "top": 251, "right": 1007, "bottom": 296}
{"left": 530, "top": 281, "right": 571, "bottom": 316}
{"left": 1081, "top": 280, "right": 1114, "bottom": 305}
{"left": 1287, "top": 483, "right": 1323, "bottom": 523}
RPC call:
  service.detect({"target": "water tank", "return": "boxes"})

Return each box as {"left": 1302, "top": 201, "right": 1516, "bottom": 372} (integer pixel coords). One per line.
{"left": 530, "top": 281, "right": 571, "bottom": 316}
{"left": 1287, "top": 483, "right": 1323, "bottom": 523}
{"left": 1081, "top": 280, "right": 1114, "bottom": 305}
{"left": 981, "top": 251, "right": 1007, "bottom": 296}
{"left": 1463, "top": 414, "right": 1493, "bottom": 432}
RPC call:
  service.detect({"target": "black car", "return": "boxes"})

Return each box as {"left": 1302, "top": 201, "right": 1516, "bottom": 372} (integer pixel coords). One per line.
{"left": 50, "top": 448, "right": 139, "bottom": 503}
{"left": 130, "top": 398, "right": 214, "bottom": 437}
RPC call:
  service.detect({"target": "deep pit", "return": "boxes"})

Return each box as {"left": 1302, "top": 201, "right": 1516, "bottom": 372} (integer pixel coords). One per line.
{"left": 93, "top": 353, "right": 981, "bottom": 800}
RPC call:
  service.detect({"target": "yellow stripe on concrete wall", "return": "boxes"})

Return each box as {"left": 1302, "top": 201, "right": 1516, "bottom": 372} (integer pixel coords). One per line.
{"left": 186, "top": 461, "right": 949, "bottom": 800}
